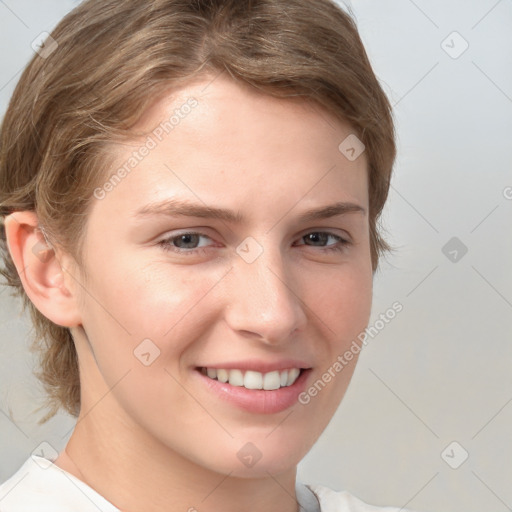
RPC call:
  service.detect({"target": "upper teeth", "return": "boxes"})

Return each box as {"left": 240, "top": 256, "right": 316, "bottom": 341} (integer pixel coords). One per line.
{"left": 202, "top": 368, "right": 301, "bottom": 390}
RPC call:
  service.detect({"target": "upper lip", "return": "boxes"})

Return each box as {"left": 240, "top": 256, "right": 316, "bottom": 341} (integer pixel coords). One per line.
{"left": 196, "top": 359, "right": 312, "bottom": 374}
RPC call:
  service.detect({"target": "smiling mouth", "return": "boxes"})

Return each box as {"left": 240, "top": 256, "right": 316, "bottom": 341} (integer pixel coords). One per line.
{"left": 197, "top": 367, "right": 304, "bottom": 391}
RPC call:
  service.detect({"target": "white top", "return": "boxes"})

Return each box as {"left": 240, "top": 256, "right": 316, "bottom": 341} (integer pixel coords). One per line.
{"left": 0, "top": 456, "right": 416, "bottom": 511}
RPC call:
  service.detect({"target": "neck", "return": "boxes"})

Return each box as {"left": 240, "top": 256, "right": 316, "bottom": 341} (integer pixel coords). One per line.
{"left": 56, "top": 407, "right": 300, "bottom": 512}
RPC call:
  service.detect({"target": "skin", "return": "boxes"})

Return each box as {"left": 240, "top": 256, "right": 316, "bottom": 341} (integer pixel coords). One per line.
{"left": 5, "top": 74, "right": 373, "bottom": 512}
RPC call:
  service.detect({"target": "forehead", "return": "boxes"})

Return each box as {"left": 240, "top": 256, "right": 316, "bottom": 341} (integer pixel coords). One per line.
{"left": 136, "top": 74, "right": 334, "bottom": 131}
{"left": 95, "top": 75, "right": 368, "bottom": 224}
{"left": 131, "top": 74, "right": 363, "bottom": 162}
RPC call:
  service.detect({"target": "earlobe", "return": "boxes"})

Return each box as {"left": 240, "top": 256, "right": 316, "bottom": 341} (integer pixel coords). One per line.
{"left": 4, "top": 211, "right": 82, "bottom": 328}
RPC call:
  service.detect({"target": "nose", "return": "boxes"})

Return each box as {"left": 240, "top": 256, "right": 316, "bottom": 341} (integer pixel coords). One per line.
{"left": 224, "top": 243, "right": 308, "bottom": 345}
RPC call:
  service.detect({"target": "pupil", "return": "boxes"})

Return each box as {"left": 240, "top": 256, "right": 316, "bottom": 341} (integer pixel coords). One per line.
{"left": 307, "top": 233, "right": 327, "bottom": 245}
{"left": 177, "top": 234, "right": 198, "bottom": 248}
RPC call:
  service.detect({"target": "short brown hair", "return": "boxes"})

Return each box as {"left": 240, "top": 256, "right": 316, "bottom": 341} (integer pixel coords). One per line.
{"left": 0, "top": 0, "right": 395, "bottom": 421}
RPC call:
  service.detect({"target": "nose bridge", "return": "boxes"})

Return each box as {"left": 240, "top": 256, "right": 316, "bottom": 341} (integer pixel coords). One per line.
{"left": 225, "top": 236, "right": 307, "bottom": 343}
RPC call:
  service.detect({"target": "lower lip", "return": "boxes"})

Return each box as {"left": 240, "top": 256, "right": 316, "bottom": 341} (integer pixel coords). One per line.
{"left": 195, "top": 368, "right": 311, "bottom": 414}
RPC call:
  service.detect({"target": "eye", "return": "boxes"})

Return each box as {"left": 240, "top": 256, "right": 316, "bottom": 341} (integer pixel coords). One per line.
{"left": 157, "top": 230, "right": 351, "bottom": 256}
{"left": 158, "top": 232, "right": 214, "bottom": 255}
{"left": 296, "top": 231, "right": 350, "bottom": 253}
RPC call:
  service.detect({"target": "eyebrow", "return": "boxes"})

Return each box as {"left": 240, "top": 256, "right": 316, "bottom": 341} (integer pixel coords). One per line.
{"left": 133, "top": 198, "right": 366, "bottom": 223}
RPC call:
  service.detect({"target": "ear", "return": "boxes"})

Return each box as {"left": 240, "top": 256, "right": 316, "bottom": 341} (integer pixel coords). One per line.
{"left": 4, "top": 211, "right": 82, "bottom": 328}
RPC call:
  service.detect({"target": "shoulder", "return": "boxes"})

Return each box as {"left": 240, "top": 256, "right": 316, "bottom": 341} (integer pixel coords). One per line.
{"left": 307, "top": 483, "right": 418, "bottom": 512}
{"left": 0, "top": 456, "right": 119, "bottom": 512}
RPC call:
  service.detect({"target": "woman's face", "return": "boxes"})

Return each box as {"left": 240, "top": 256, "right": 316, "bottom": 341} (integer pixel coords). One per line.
{"left": 72, "top": 75, "right": 373, "bottom": 477}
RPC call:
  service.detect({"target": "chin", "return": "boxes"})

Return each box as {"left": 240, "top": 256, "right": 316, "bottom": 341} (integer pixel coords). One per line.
{"left": 196, "top": 429, "right": 315, "bottom": 478}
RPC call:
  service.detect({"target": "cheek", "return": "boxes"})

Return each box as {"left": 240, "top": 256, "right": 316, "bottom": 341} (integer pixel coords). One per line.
{"left": 78, "top": 253, "right": 227, "bottom": 363}
{"left": 310, "top": 262, "right": 373, "bottom": 345}
{"left": 295, "top": 269, "right": 371, "bottom": 431}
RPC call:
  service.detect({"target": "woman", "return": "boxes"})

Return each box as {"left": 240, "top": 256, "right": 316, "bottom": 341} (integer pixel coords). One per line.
{"left": 0, "top": 0, "right": 415, "bottom": 510}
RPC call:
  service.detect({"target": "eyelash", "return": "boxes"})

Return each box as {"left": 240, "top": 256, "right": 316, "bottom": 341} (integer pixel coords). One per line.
{"left": 157, "top": 231, "right": 351, "bottom": 256}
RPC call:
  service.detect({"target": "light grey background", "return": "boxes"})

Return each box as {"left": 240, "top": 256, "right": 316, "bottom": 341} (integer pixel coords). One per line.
{"left": 1, "top": 1, "right": 511, "bottom": 511}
